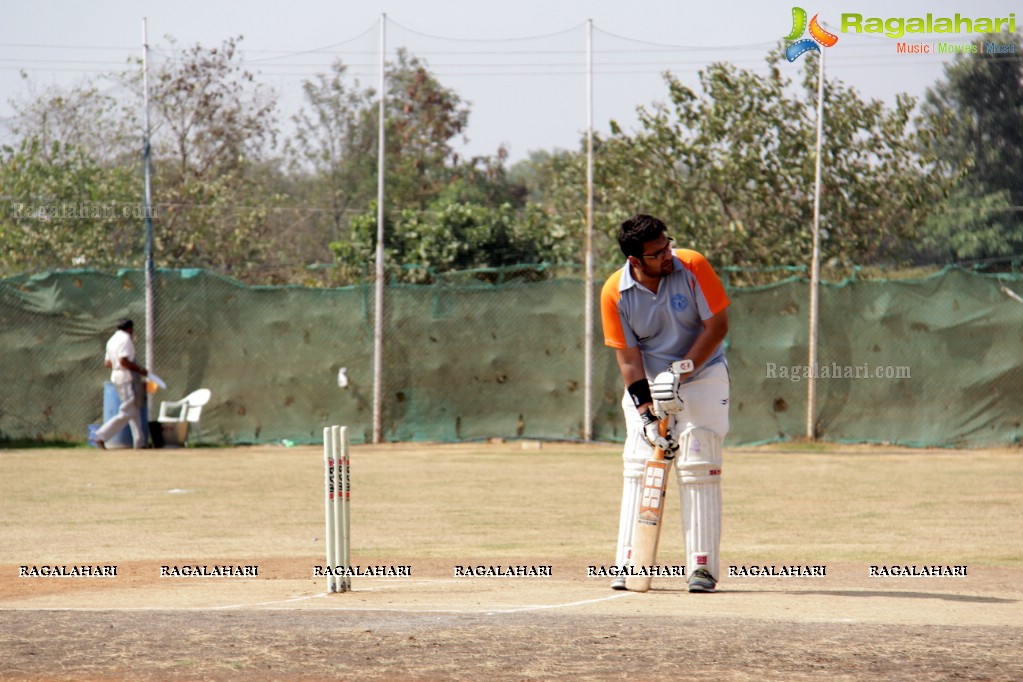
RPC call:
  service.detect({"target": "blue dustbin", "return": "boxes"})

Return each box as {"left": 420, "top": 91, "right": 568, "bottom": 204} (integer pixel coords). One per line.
{"left": 102, "top": 381, "right": 149, "bottom": 448}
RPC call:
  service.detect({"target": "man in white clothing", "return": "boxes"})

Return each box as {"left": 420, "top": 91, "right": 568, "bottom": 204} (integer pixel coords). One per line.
{"left": 94, "top": 318, "right": 149, "bottom": 449}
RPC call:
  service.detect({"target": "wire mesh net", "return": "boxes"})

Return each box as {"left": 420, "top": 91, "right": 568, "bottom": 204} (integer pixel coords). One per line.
{"left": 2, "top": 266, "right": 1022, "bottom": 448}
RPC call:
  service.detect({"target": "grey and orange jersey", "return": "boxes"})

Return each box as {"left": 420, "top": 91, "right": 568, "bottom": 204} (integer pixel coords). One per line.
{"left": 600, "top": 249, "right": 730, "bottom": 379}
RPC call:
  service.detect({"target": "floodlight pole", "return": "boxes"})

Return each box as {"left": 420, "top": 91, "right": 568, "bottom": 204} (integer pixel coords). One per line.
{"left": 583, "top": 19, "right": 594, "bottom": 441}
{"left": 142, "top": 18, "right": 156, "bottom": 416}
{"left": 372, "top": 14, "right": 386, "bottom": 444}
{"left": 806, "top": 48, "right": 825, "bottom": 440}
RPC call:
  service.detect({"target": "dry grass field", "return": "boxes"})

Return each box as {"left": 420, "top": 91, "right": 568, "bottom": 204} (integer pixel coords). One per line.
{"left": 0, "top": 440, "right": 1020, "bottom": 680}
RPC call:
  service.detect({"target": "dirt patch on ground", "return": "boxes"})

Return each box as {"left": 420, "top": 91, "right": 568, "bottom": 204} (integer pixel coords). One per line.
{"left": 2, "top": 557, "right": 1020, "bottom": 681}
{"left": 2, "top": 609, "right": 1020, "bottom": 681}
{"left": 1, "top": 443, "right": 1020, "bottom": 679}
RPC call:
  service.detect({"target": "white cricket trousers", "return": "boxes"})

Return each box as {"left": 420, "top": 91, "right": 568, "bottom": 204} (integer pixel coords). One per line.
{"left": 96, "top": 380, "right": 145, "bottom": 449}
{"left": 615, "top": 362, "right": 730, "bottom": 568}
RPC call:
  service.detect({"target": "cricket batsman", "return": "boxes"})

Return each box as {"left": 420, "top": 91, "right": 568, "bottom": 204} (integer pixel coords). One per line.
{"left": 599, "top": 214, "right": 731, "bottom": 593}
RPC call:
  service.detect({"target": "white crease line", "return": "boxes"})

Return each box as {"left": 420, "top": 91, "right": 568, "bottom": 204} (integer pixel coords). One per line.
{"left": 210, "top": 579, "right": 469, "bottom": 608}
{"left": 340, "top": 579, "right": 465, "bottom": 590}
{"left": 282, "top": 592, "right": 633, "bottom": 615}
{"left": 0, "top": 591, "right": 633, "bottom": 615}
{"left": 0, "top": 578, "right": 635, "bottom": 614}
{"left": 482, "top": 593, "right": 632, "bottom": 614}
{"left": 208, "top": 593, "right": 323, "bottom": 610}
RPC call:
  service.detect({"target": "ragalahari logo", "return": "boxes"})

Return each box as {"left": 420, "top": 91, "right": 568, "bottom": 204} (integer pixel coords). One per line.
{"left": 785, "top": 7, "right": 839, "bottom": 61}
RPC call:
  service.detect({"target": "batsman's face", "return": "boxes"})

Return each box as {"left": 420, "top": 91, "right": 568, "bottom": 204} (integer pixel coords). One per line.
{"left": 635, "top": 235, "right": 675, "bottom": 279}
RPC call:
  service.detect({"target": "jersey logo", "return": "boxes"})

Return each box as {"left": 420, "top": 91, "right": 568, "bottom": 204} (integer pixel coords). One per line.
{"left": 671, "top": 294, "right": 689, "bottom": 312}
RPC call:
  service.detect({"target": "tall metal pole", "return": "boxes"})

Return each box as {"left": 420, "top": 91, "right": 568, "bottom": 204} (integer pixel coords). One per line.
{"left": 372, "top": 14, "right": 386, "bottom": 444}
{"left": 806, "top": 48, "right": 825, "bottom": 440}
{"left": 142, "top": 18, "right": 155, "bottom": 415}
{"left": 583, "top": 19, "right": 594, "bottom": 441}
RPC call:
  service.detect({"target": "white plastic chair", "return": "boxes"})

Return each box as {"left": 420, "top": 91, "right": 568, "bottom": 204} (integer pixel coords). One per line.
{"left": 157, "top": 388, "right": 212, "bottom": 445}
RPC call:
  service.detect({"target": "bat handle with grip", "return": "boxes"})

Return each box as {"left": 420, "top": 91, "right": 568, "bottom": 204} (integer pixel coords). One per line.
{"left": 653, "top": 418, "right": 668, "bottom": 459}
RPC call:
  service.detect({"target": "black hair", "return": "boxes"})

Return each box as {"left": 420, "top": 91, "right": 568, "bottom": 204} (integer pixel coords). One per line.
{"left": 617, "top": 214, "right": 668, "bottom": 258}
{"left": 116, "top": 318, "right": 134, "bottom": 331}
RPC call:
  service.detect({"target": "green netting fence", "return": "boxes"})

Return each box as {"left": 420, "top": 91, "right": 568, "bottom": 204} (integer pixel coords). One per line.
{"left": 2, "top": 266, "right": 1021, "bottom": 447}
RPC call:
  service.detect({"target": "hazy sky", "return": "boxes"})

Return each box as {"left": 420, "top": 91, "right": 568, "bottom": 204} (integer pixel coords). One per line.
{"left": 1, "top": 0, "right": 1018, "bottom": 163}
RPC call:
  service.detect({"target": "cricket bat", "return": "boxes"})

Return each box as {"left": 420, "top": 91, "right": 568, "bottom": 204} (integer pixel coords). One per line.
{"left": 624, "top": 418, "right": 670, "bottom": 593}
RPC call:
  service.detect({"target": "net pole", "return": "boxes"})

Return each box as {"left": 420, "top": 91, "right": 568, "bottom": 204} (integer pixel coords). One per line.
{"left": 372, "top": 14, "right": 386, "bottom": 444}
{"left": 142, "top": 17, "right": 156, "bottom": 416}
{"left": 583, "top": 19, "right": 594, "bottom": 441}
{"left": 806, "top": 48, "right": 825, "bottom": 440}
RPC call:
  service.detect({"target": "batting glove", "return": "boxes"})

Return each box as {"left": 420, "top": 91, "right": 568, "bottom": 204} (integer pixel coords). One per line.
{"left": 651, "top": 370, "right": 684, "bottom": 416}
{"left": 639, "top": 409, "right": 679, "bottom": 456}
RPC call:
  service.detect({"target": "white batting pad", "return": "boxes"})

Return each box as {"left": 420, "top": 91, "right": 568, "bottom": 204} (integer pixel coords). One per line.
{"left": 617, "top": 391, "right": 673, "bottom": 569}
{"left": 675, "top": 426, "right": 723, "bottom": 581}
{"left": 615, "top": 470, "right": 643, "bottom": 568}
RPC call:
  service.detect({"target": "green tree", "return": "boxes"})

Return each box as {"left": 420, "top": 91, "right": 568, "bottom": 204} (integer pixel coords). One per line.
{"left": 121, "top": 36, "right": 283, "bottom": 276}
{"left": 319, "top": 50, "right": 542, "bottom": 284}
{"left": 533, "top": 51, "right": 950, "bottom": 280}
{"left": 3, "top": 76, "right": 140, "bottom": 275}
{"left": 916, "top": 31, "right": 1023, "bottom": 264}
{"left": 286, "top": 60, "right": 377, "bottom": 240}
{"left": 332, "top": 200, "right": 573, "bottom": 284}
{"left": 2, "top": 36, "right": 292, "bottom": 280}
{"left": 0, "top": 137, "right": 137, "bottom": 274}
{"left": 382, "top": 48, "right": 471, "bottom": 209}
{"left": 6, "top": 77, "right": 137, "bottom": 166}
{"left": 140, "top": 36, "right": 277, "bottom": 179}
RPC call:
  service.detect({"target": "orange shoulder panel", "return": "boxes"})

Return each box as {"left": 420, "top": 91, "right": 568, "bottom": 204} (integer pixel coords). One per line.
{"left": 600, "top": 269, "right": 628, "bottom": 348}
{"left": 674, "top": 249, "right": 730, "bottom": 316}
